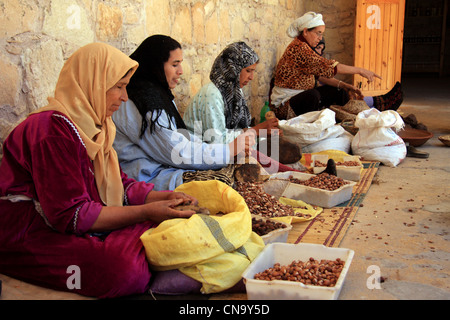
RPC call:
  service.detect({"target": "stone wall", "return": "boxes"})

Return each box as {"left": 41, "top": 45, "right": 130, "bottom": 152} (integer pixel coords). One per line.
{"left": 0, "top": 0, "right": 356, "bottom": 160}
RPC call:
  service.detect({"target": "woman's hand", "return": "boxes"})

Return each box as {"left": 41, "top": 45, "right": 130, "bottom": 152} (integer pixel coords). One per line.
{"left": 252, "top": 118, "right": 281, "bottom": 137}
{"left": 90, "top": 192, "right": 199, "bottom": 232}
{"left": 342, "top": 83, "right": 364, "bottom": 100}
{"left": 143, "top": 191, "right": 200, "bottom": 223}
{"left": 166, "top": 192, "right": 198, "bottom": 206}
{"left": 358, "top": 68, "right": 381, "bottom": 82}
{"left": 145, "top": 190, "right": 198, "bottom": 205}
{"left": 230, "top": 129, "right": 256, "bottom": 157}
{"left": 141, "top": 198, "right": 197, "bottom": 224}
{"left": 336, "top": 64, "right": 382, "bottom": 83}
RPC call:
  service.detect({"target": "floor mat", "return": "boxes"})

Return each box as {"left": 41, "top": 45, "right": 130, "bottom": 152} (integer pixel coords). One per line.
{"left": 287, "top": 161, "right": 379, "bottom": 247}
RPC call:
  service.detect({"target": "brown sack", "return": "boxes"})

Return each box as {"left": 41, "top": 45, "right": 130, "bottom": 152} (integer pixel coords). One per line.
{"left": 329, "top": 105, "right": 356, "bottom": 122}
{"left": 341, "top": 99, "right": 370, "bottom": 114}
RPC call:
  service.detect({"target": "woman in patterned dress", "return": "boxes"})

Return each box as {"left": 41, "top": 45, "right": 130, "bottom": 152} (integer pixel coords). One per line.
{"left": 271, "top": 12, "right": 402, "bottom": 118}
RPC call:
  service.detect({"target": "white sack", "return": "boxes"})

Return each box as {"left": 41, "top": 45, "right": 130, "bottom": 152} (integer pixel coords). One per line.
{"left": 279, "top": 109, "right": 344, "bottom": 147}
{"left": 351, "top": 108, "right": 406, "bottom": 167}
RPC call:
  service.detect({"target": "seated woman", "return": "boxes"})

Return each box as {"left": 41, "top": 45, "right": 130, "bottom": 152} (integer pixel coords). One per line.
{"left": 313, "top": 38, "right": 402, "bottom": 110}
{"left": 271, "top": 11, "right": 403, "bottom": 118}
{"left": 112, "top": 35, "right": 255, "bottom": 191}
{"left": 182, "top": 42, "right": 301, "bottom": 168}
{"left": 183, "top": 41, "right": 280, "bottom": 145}
{"left": 312, "top": 38, "right": 362, "bottom": 101}
{"left": 0, "top": 43, "right": 198, "bottom": 299}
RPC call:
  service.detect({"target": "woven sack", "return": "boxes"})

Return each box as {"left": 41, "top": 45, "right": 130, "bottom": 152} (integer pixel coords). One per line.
{"left": 340, "top": 119, "right": 359, "bottom": 135}
{"left": 183, "top": 164, "right": 235, "bottom": 186}
{"left": 341, "top": 99, "right": 370, "bottom": 114}
{"left": 329, "top": 105, "right": 356, "bottom": 122}
{"left": 271, "top": 101, "right": 297, "bottom": 120}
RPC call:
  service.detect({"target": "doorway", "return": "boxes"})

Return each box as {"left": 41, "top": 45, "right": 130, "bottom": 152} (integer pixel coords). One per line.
{"left": 354, "top": 0, "right": 406, "bottom": 96}
{"left": 402, "top": 0, "right": 449, "bottom": 77}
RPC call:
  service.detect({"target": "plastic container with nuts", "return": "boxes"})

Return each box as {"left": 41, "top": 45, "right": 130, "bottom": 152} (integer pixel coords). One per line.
{"left": 312, "top": 154, "right": 363, "bottom": 182}
{"left": 242, "top": 243, "right": 354, "bottom": 300}
{"left": 265, "top": 171, "right": 356, "bottom": 208}
{"left": 252, "top": 215, "right": 292, "bottom": 245}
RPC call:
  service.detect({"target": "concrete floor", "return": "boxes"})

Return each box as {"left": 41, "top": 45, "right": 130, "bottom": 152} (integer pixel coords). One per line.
{"left": 0, "top": 76, "right": 449, "bottom": 300}
{"left": 338, "top": 75, "right": 450, "bottom": 300}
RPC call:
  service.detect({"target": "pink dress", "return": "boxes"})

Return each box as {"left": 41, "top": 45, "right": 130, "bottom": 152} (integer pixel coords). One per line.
{"left": 0, "top": 111, "right": 157, "bottom": 298}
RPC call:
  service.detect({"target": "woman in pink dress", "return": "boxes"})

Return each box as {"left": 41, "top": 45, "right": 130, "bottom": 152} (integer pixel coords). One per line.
{"left": 0, "top": 43, "right": 197, "bottom": 298}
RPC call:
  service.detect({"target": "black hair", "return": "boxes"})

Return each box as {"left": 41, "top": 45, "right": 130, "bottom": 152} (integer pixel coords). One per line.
{"left": 126, "top": 35, "right": 186, "bottom": 137}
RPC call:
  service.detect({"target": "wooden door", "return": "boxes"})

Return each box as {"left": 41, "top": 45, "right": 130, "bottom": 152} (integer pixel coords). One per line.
{"left": 354, "top": 0, "right": 406, "bottom": 96}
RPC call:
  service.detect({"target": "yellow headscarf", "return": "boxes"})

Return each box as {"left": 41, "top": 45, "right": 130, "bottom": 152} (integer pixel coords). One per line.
{"left": 31, "top": 42, "right": 139, "bottom": 206}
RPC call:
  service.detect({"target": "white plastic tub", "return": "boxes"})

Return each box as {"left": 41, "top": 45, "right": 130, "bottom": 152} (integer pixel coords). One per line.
{"left": 252, "top": 215, "right": 292, "bottom": 245}
{"left": 312, "top": 155, "right": 363, "bottom": 182}
{"left": 266, "top": 171, "right": 356, "bottom": 208}
{"left": 242, "top": 243, "right": 354, "bottom": 300}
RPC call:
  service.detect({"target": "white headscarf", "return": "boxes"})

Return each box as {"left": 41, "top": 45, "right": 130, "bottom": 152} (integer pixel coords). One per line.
{"left": 287, "top": 12, "right": 325, "bottom": 38}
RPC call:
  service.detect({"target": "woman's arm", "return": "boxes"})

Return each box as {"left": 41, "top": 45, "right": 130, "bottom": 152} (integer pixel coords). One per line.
{"left": 89, "top": 191, "right": 198, "bottom": 232}
{"left": 139, "top": 108, "right": 255, "bottom": 168}
{"left": 184, "top": 83, "right": 242, "bottom": 144}
{"left": 88, "top": 197, "right": 195, "bottom": 232}
{"left": 335, "top": 64, "right": 381, "bottom": 82}
{"left": 29, "top": 113, "right": 197, "bottom": 235}
{"left": 317, "top": 76, "right": 364, "bottom": 99}
{"left": 250, "top": 118, "right": 281, "bottom": 137}
{"left": 113, "top": 100, "right": 231, "bottom": 170}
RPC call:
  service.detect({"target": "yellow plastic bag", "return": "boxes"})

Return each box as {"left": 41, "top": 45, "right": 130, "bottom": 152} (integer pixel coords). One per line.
{"left": 140, "top": 180, "right": 265, "bottom": 294}
{"left": 180, "top": 232, "right": 263, "bottom": 294}
{"left": 275, "top": 197, "right": 323, "bottom": 224}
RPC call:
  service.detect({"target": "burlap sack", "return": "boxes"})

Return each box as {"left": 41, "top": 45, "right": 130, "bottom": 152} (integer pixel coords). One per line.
{"left": 329, "top": 105, "right": 356, "bottom": 122}
{"left": 341, "top": 99, "right": 370, "bottom": 114}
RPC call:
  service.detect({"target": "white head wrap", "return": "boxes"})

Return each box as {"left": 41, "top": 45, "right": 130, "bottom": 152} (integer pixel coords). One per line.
{"left": 287, "top": 12, "right": 325, "bottom": 38}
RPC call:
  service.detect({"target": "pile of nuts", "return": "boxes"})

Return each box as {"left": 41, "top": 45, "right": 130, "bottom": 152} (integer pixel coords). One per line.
{"left": 254, "top": 257, "right": 345, "bottom": 287}
{"left": 315, "top": 160, "right": 360, "bottom": 167}
{"left": 252, "top": 217, "right": 287, "bottom": 236}
{"left": 234, "top": 181, "right": 311, "bottom": 219}
{"left": 313, "top": 160, "right": 329, "bottom": 167}
{"left": 289, "top": 173, "right": 349, "bottom": 191}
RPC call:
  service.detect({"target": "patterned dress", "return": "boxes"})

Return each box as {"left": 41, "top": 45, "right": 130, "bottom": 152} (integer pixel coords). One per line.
{"left": 274, "top": 37, "right": 338, "bottom": 91}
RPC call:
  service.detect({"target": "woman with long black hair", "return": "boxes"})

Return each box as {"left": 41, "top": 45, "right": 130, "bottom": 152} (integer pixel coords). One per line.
{"left": 112, "top": 35, "right": 255, "bottom": 191}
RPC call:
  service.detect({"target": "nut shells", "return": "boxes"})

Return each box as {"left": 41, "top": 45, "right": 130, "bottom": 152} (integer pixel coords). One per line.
{"left": 252, "top": 217, "right": 287, "bottom": 236}
{"left": 289, "top": 173, "right": 349, "bottom": 191}
{"left": 234, "top": 181, "right": 311, "bottom": 219}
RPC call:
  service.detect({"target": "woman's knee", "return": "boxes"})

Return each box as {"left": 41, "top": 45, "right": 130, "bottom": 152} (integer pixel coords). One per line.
{"left": 290, "top": 89, "right": 321, "bottom": 115}
{"left": 78, "top": 252, "right": 152, "bottom": 298}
